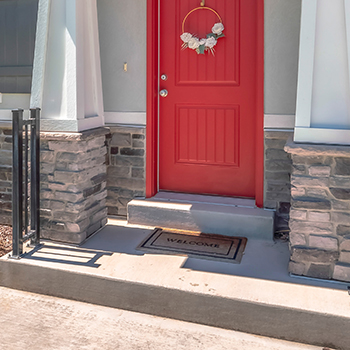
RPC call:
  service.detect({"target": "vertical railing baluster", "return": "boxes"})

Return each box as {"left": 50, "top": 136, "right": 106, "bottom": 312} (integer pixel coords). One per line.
{"left": 24, "top": 123, "right": 29, "bottom": 238}
{"left": 30, "top": 108, "right": 40, "bottom": 245}
{"left": 12, "top": 109, "right": 24, "bottom": 258}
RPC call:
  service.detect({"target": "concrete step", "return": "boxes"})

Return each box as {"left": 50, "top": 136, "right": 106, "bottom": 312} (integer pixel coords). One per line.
{"left": 128, "top": 192, "right": 275, "bottom": 241}
{"left": 0, "top": 218, "right": 349, "bottom": 349}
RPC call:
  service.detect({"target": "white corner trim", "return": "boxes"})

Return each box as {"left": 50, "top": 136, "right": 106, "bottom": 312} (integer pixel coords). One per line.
{"left": 40, "top": 115, "right": 104, "bottom": 132}
{"left": 104, "top": 112, "right": 146, "bottom": 125}
{"left": 294, "top": 126, "right": 350, "bottom": 145}
{"left": 264, "top": 114, "right": 295, "bottom": 129}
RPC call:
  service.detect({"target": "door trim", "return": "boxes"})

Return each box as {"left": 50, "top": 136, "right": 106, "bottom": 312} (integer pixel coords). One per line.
{"left": 146, "top": 0, "right": 264, "bottom": 207}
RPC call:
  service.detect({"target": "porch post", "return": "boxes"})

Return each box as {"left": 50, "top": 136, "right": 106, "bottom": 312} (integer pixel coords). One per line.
{"left": 30, "top": 0, "right": 108, "bottom": 244}
{"left": 285, "top": 0, "right": 350, "bottom": 282}
{"left": 30, "top": 0, "right": 104, "bottom": 132}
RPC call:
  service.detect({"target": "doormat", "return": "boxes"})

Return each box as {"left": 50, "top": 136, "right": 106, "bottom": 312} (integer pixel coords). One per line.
{"left": 137, "top": 228, "right": 247, "bottom": 263}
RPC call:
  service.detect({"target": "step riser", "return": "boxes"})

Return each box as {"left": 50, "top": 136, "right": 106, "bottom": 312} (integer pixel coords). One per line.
{"left": 0, "top": 259, "right": 347, "bottom": 350}
{"left": 128, "top": 202, "right": 275, "bottom": 240}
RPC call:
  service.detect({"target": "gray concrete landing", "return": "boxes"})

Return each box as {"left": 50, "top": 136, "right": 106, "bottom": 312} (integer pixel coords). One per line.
{"left": 0, "top": 218, "right": 349, "bottom": 349}
{"left": 128, "top": 192, "right": 275, "bottom": 240}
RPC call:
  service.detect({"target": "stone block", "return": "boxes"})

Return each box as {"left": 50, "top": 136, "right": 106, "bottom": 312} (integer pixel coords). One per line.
{"left": 334, "top": 157, "right": 350, "bottom": 176}
{"left": 337, "top": 225, "right": 350, "bottom": 236}
{"left": 291, "top": 247, "right": 339, "bottom": 263}
{"left": 40, "top": 151, "right": 55, "bottom": 162}
{"left": 131, "top": 167, "right": 144, "bottom": 179}
{"left": 40, "top": 163, "right": 55, "bottom": 174}
{"left": 289, "top": 232, "right": 307, "bottom": 246}
{"left": 289, "top": 220, "right": 333, "bottom": 235}
{"left": 110, "top": 133, "right": 131, "bottom": 146}
{"left": 265, "top": 191, "right": 291, "bottom": 201}
{"left": 132, "top": 134, "right": 145, "bottom": 140}
{"left": 91, "top": 173, "right": 107, "bottom": 185}
{"left": 265, "top": 138, "right": 287, "bottom": 149}
{"left": 292, "top": 198, "right": 331, "bottom": 210}
{"left": 307, "top": 263, "right": 332, "bottom": 279}
{"left": 305, "top": 188, "right": 330, "bottom": 200}
{"left": 331, "top": 212, "right": 350, "bottom": 224}
{"left": 114, "top": 177, "right": 145, "bottom": 191}
{"left": 120, "top": 148, "right": 145, "bottom": 157}
{"left": 265, "top": 171, "right": 290, "bottom": 182}
{"left": 308, "top": 211, "right": 330, "bottom": 222}
{"left": 107, "top": 166, "right": 130, "bottom": 178}
{"left": 340, "top": 238, "right": 350, "bottom": 251}
{"left": 339, "top": 251, "right": 350, "bottom": 264}
{"left": 331, "top": 200, "right": 350, "bottom": 210}
{"left": 265, "top": 159, "right": 292, "bottom": 172}
{"left": 265, "top": 149, "right": 289, "bottom": 160}
{"left": 329, "top": 177, "right": 350, "bottom": 188}
{"left": 266, "top": 182, "right": 290, "bottom": 193}
{"left": 288, "top": 260, "right": 306, "bottom": 275}
{"left": 329, "top": 188, "right": 350, "bottom": 200}
{"left": 54, "top": 191, "right": 84, "bottom": 203}
{"left": 291, "top": 175, "right": 329, "bottom": 188}
{"left": 289, "top": 210, "right": 307, "bottom": 221}
{"left": 308, "top": 166, "right": 331, "bottom": 177}
{"left": 83, "top": 184, "right": 102, "bottom": 198}
{"left": 132, "top": 140, "right": 144, "bottom": 148}
{"left": 309, "top": 235, "right": 338, "bottom": 251}
{"left": 333, "top": 263, "right": 350, "bottom": 282}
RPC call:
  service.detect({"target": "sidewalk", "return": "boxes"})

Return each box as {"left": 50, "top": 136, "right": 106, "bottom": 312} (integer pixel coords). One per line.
{"left": 0, "top": 286, "right": 329, "bottom": 350}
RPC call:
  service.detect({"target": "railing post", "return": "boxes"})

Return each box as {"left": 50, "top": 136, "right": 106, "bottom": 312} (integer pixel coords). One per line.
{"left": 30, "top": 108, "right": 40, "bottom": 246}
{"left": 12, "top": 109, "right": 24, "bottom": 258}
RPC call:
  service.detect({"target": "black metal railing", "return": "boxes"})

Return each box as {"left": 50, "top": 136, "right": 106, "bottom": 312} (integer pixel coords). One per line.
{"left": 11, "top": 108, "right": 40, "bottom": 258}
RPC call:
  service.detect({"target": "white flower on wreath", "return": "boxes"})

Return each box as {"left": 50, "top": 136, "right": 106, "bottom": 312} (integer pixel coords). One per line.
{"left": 205, "top": 36, "right": 217, "bottom": 49}
{"left": 188, "top": 37, "right": 200, "bottom": 49}
{"left": 180, "top": 32, "right": 193, "bottom": 43}
{"left": 212, "top": 23, "right": 224, "bottom": 35}
{"left": 199, "top": 38, "right": 206, "bottom": 46}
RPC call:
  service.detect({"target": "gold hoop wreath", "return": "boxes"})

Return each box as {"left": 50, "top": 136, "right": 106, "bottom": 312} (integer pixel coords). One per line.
{"left": 180, "top": 6, "right": 225, "bottom": 55}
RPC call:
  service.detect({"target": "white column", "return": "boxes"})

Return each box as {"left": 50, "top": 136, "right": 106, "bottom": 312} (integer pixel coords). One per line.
{"left": 30, "top": 0, "right": 104, "bottom": 132}
{"left": 294, "top": 0, "right": 350, "bottom": 145}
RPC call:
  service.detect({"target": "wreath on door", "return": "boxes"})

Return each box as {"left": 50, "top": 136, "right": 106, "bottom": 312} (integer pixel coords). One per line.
{"left": 180, "top": 6, "right": 224, "bottom": 55}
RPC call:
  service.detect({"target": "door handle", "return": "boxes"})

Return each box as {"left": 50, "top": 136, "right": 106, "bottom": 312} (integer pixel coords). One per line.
{"left": 160, "top": 89, "right": 168, "bottom": 97}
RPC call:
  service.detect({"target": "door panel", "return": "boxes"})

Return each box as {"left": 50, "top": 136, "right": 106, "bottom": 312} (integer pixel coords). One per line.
{"left": 159, "top": 0, "right": 257, "bottom": 197}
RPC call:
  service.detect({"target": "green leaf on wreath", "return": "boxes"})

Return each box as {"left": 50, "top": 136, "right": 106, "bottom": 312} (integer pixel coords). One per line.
{"left": 217, "top": 33, "right": 225, "bottom": 39}
{"left": 198, "top": 45, "right": 205, "bottom": 54}
{"left": 206, "top": 33, "right": 216, "bottom": 38}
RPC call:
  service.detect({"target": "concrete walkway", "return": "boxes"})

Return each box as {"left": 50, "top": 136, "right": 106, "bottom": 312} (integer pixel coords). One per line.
{"left": 0, "top": 286, "right": 328, "bottom": 350}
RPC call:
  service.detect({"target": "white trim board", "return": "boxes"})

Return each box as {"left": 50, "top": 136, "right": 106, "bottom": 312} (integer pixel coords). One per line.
{"left": 104, "top": 112, "right": 146, "bottom": 125}
{"left": 264, "top": 114, "right": 295, "bottom": 129}
{"left": 294, "top": 126, "right": 350, "bottom": 145}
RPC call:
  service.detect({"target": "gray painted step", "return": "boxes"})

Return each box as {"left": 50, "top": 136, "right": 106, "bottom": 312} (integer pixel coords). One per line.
{"left": 128, "top": 193, "right": 275, "bottom": 241}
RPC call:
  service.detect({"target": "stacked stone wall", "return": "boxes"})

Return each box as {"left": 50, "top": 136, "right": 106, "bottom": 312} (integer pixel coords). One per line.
{"left": 0, "top": 126, "right": 12, "bottom": 225}
{"left": 106, "top": 125, "right": 146, "bottom": 216}
{"left": 264, "top": 131, "right": 293, "bottom": 236}
{"left": 285, "top": 141, "right": 350, "bottom": 282}
{"left": 39, "top": 128, "right": 108, "bottom": 244}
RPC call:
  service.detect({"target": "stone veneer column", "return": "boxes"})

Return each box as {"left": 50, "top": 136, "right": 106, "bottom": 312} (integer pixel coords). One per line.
{"left": 285, "top": 141, "right": 350, "bottom": 282}
{"left": 40, "top": 128, "right": 108, "bottom": 244}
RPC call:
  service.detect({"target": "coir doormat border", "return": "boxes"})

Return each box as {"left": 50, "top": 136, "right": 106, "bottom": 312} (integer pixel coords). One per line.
{"left": 137, "top": 228, "right": 247, "bottom": 264}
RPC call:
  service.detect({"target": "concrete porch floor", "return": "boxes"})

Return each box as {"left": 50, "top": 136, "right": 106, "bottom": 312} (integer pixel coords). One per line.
{"left": 1, "top": 218, "right": 350, "bottom": 349}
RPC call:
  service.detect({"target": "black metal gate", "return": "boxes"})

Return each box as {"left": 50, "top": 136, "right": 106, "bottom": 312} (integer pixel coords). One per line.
{"left": 11, "top": 108, "right": 40, "bottom": 258}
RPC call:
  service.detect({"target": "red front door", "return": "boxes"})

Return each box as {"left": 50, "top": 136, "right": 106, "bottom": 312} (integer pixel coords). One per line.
{"left": 159, "top": 0, "right": 259, "bottom": 197}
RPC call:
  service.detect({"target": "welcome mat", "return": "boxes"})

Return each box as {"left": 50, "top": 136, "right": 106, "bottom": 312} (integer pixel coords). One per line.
{"left": 137, "top": 228, "right": 247, "bottom": 263}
